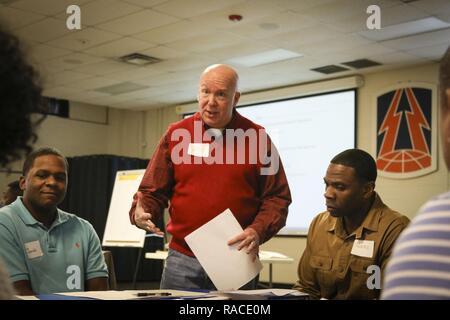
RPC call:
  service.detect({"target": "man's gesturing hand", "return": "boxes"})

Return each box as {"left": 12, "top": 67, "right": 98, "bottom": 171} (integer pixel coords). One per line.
{"left": 134, "top": 191, "right": 164, "bottom": 235}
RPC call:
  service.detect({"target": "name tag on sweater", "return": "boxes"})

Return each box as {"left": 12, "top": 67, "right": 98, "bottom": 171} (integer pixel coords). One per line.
{"left": 351, "top": 240, "right": 374, "bottom": 258}
{"left": 188, "top": 143, "right": 209, "bottom": 157}
{"left": 25, "top": 240, "right": 44, "bottom": 259}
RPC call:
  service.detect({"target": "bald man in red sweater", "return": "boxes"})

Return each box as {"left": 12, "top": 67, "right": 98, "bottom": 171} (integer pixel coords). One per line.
{"left": 129, "top": 64, "right": 291, "bottom": 290}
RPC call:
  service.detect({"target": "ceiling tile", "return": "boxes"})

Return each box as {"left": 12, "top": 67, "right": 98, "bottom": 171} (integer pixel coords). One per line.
{"left": 10, "top": 0, "right": 92, "bottom": 16}
{"left": 43, "top": 86, "right": 83, "bottom": 98}
{"left": 146, "top": 53, "right": 215, "bottom": 73}
{"left": 205, "top": 41, "right": 275, "bottom": 61}
{"left": 380, "top": 3, "right": 430, "bottom": 27}
{"left": 410, "top": 0, "right": 450, "bottom": 14}
{"left": 45, "top": 70, "right": 93, "bottom": 86}
{"left": 64, "top": 76, "right": 123, "bottom": 90}
{"left": 107, "top": 65, "right": 165, "bottom": 81}
{"left": 113, "top": 88, "right": 159, "bottom": 100}
{"left": 97, "top": 9, "right": 179, "bottom": 36}
{"left": 275, "top": 0, "right": 336, "bottom": 11}
{"left": 46, "top": 27, "right": 122, "bottom": 51}
{"left": 85, "top": 37, "right": 156, "bottom": 58}
{"left": 65, "top": 90, "right": 111, "bottom": 101}
{"left": 381, "top": 27, "right": 450, "bottom": 50}
{"left": 407, "top": 43, "right": 450, "bottom": 60}
{"left": 139, "top": 45, "right": 186, "bottom": 59}
{"left": 134, "top": 68, "right": 200, "bottom": 87}
{"left": 299, "top": 0, "right": 368, "bottom": 23}
{"left": 259, "top": 24, "right": 343, "bottom": 48}
{"left": 339, "top": 43, "right": 395, "bottom": 59}
{"left": 368, "top": 51, "right": 426, "bottom": 65}
{"left": 41, "top": 53, "right": 104, "bottom": 72}
{"left": 153, "top": 0, "right": 244, "bottom": 19}
{"left": 0, "top": 6, "right": 44, "bottom": 29}
{"left": 297, "top": 34, "right": 371, "bottom": 56}
{"left": 134, "top": 20, "right": 211, "bottom": 45}
{"left": 74, "top": 60, "right": 133, "bottom": 76}
{"left": 228, "top": 11, "right": 316, "bottom": 39}
{"left": 79, "top": 0, "right": 142, "bottom": 26}
{"left": 110, "top": 99, "right": 157, "bottom": 109}
{"left": 326, "top": 13, "right": 370, "bottom": 33}
{"left": 14, "top": 17, "right": 71, "bottom": 43}
{"left": 165, "top": 31, "right": 247, "bottom": 54}
{"left": 123, "top": 0, "right": 168, "bottom": 7}
{"left": 29, "top": 44, "right": 72, "bottom": 63}
{"left": 437, "top": 10, "right": 450, "bottom": 23}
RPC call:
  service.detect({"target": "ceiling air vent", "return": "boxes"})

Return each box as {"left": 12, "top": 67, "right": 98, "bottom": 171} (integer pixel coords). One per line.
{"left": 342, "top": 59, "right": 381, "bottom": 69}
{"left": 119, "top": 53, "right": 161, "bottom": 66}
{"left": 311, "top": 65, "right": 350, "bottom": 74}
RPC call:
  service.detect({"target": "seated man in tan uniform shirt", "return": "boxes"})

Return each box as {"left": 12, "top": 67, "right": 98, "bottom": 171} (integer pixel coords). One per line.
{"left": 294, "top": 149, "right": 409, "bottom": 299}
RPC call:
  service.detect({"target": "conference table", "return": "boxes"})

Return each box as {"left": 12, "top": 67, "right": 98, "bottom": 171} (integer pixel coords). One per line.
{"left": 144, "top": 250, "right": 294, "bottom": 288}
{"left": 16, "top": 288, "right": 307, "bottom": 300}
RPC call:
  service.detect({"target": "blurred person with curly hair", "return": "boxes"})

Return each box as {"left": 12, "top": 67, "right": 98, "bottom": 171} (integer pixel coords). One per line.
{"left": 0, "top": 24, "right": 44, "bottom": 299}
{"left": 0, "top": 24, "right": 43, "bottom": 168}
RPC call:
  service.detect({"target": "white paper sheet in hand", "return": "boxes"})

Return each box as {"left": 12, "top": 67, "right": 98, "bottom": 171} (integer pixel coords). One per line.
{"left": 185, "top": 209, "right": 263, "bottom": 290}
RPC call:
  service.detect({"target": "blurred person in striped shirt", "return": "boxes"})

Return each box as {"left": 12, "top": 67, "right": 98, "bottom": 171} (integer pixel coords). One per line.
{"left": 382, "top": 45, "right": 450, "bottom": 300}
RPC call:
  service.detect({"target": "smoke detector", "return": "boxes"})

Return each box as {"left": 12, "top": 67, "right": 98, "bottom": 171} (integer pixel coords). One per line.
{"left": 228, "top": 14, "right": 243, "bottom": 22}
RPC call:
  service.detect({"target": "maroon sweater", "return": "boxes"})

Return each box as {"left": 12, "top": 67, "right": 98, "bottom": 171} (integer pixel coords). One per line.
{"left": 129, "top": 111, "right": 291, "bottom": 256}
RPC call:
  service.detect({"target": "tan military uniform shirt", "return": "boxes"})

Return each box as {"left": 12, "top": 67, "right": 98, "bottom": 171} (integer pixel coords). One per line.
{"left": 294, "top": 193, "right": 409, "bottom": 300}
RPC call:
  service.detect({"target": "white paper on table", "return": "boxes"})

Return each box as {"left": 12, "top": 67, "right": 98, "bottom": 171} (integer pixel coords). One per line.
{"left": 185, "top": 208, "right": 263, "bottom": 290}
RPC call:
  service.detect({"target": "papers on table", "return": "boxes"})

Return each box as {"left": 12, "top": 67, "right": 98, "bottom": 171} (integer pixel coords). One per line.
{"left": 35, "top": 290, "right": 213, "bottom": 300}
{"left": 216, "top": 288, "right": 309, "bottom": 300}
{"left": 17, "top": 289, "right": 309, "bottom": 300}
{"left": 185, "top": 208, "right": 263, "bottom": 290}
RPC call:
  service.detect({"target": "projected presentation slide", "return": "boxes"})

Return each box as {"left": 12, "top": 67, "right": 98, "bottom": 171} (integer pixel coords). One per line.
{"left": 238, "top": 90, "right": 356, "bottom": 235}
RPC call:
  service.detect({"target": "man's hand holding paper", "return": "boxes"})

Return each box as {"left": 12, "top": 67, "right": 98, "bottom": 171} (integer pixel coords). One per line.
{"left": 185, "top": 209, "right": 262, "bottom": 290}
{"left": 227, "top": 227, "right": 260, "bottom": 262}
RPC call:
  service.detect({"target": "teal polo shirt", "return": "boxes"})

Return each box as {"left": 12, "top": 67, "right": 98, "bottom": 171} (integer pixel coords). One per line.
{"left": 0, "top": 197, "right": 108, "bottom": 294}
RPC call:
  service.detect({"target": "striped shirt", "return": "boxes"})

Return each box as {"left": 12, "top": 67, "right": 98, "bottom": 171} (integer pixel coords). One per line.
{"left": 382, "top": 191, "right": 450, "bottom": 299}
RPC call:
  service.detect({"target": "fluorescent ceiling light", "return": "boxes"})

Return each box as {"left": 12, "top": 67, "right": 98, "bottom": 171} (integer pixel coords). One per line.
{"left": 359, "top": 17, "right": 450, "bottom": 41}
{"left": 226, "top": 49, "right": 303, "bottom": 67}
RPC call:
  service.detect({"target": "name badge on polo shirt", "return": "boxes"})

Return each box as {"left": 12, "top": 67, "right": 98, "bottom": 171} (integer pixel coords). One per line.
{"left": 24, "top": 240, "right": 44, "bottom": 259}
{"left": 188, "top": 143, "right": 209, "bottom": 157}
{"left": 351, "top": 239, "right": 374, "bottom": 258}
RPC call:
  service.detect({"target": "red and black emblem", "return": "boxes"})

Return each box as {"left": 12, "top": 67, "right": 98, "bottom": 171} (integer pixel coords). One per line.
{"left": 376, "top": 87, "right": 433, "bottom": 177}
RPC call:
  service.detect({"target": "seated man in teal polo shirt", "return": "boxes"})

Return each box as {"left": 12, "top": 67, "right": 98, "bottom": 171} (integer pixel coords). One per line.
{"left": 0, "top": 147, "right": 108, "bottom": 295}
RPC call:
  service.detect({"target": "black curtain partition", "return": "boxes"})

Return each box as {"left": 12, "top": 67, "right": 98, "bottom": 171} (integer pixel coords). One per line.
{"left": 59, "top": 155, "right": 165, "bottom": 282}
